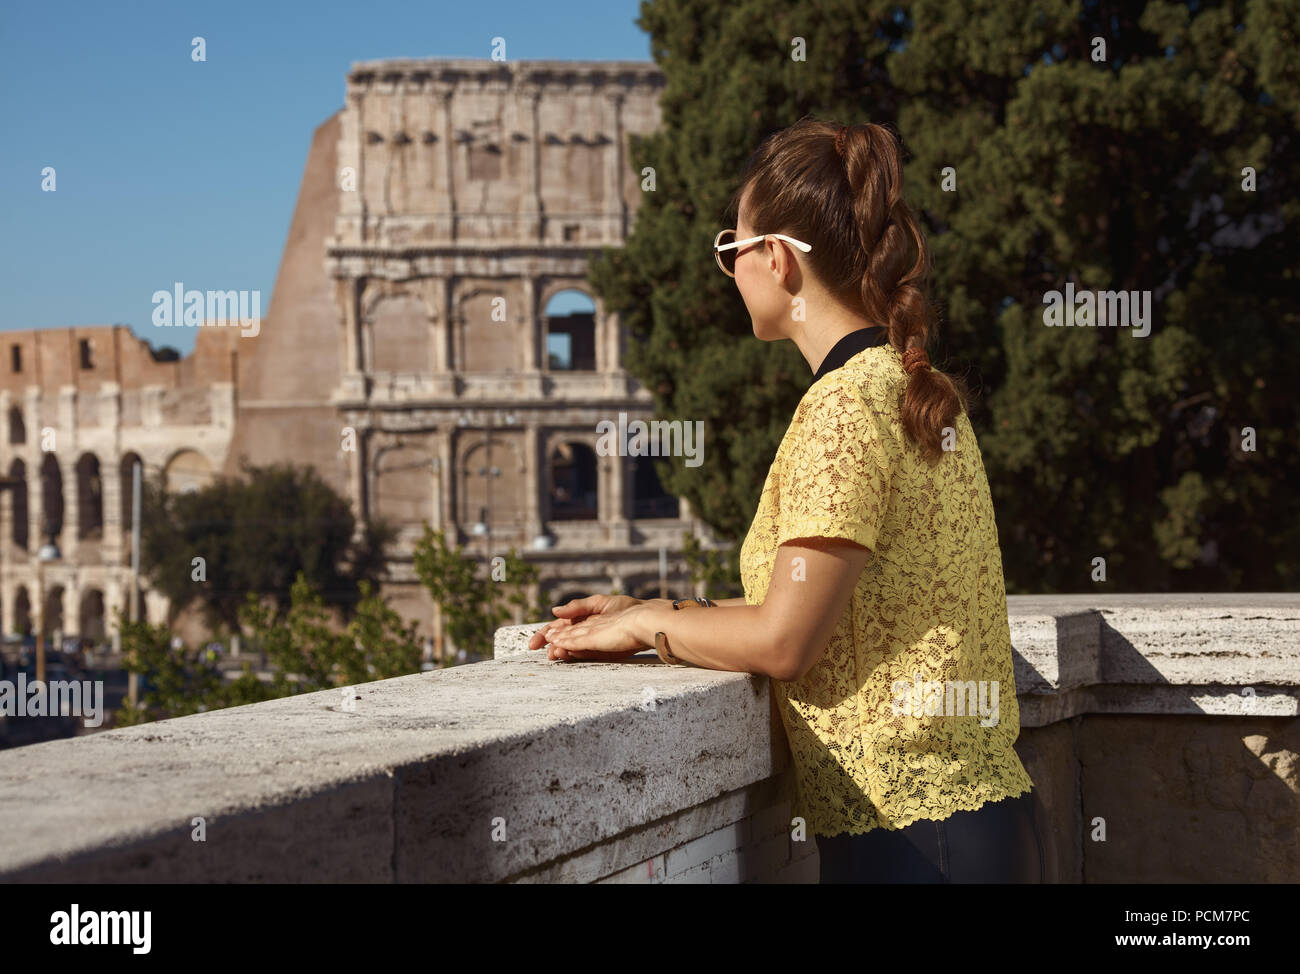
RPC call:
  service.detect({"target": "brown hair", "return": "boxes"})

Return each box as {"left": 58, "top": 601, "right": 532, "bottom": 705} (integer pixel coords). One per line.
{"left": 727, "top": 116, "right": 970, "bottom": 461}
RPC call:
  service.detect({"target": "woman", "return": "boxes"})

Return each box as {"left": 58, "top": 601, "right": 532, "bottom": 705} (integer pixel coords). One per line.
{"left": 528, "top": 118, "right": 1044, "bottom": 884}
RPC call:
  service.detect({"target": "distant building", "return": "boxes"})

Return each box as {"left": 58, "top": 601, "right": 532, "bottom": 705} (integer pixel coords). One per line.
{"left": 4, "top": 59, "right": 721, "bottom": 653}
{"left": 0, "top": 325, "right": 239, "bottom": 647}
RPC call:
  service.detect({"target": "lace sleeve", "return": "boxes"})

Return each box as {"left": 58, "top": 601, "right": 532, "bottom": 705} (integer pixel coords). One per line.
{"left": 775, "top": 377, "right": 890, "bottom": 553}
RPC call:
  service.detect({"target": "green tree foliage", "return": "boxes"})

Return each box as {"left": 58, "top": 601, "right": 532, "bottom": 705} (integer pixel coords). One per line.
{"left": 139, "top": 461, "right": 392, "bottom": 631}
{"left": 412, "top": 525, "right": 549, "bottom": 661}
{"left": 239, "top": 572, "right": 422, "bottom": 688}
{"left": 115, "top": 573, "right": 423, "bottom": 726}
{"left": 113, "top": 612, "right": 275, "bottom": 726}
{"left": 346, "top": 580, "right": 424, "bottom": 680}
{"left": 680, "top": 531, "right": 745, "bottom": 600}
{"left": 589, "top": 0, "right": 1299, "bottom": 592}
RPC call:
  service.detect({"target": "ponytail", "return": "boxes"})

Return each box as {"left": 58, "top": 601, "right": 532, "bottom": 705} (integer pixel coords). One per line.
{"left": 731, "top": 117, "right": 970, "bottom": 462}
{"left": 843, "top": 123, "right": 969, "bottom": 461}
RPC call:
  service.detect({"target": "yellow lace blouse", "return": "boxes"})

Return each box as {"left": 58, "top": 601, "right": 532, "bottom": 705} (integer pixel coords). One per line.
{"left": 739, "top": 342, "right": 1034, "bottom": 837}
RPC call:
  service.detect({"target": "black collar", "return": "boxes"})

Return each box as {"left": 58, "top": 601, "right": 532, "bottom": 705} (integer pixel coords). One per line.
{"left": 810, "top": 326, "right": 890, "bottom": 385}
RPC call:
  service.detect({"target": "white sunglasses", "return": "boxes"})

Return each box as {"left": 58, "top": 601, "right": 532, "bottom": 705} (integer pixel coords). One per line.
{"left": 713, "top": 229, "right": 812, "bottom": 277}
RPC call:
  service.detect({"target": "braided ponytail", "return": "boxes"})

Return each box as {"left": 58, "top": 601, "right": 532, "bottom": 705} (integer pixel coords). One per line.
{"left": 730, "top": 117, "right": 970, "bottom": 462}
{"left": 841, "top": 123, "right": 969, "bottom": 460}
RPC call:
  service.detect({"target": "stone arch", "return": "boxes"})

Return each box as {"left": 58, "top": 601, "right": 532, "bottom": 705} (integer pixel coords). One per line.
{"left": 79, "top": 589, "right": 106, "bottom": 644}
{"left": 164, "top": 449, "right": 212, "bottom": 494}
{"left": 455, "top": 286, "right": 521, "bottom": 372}
{"left": 42, "top": 584, "right": 64, "bottom": 642}
{"left": 9, "top": 457, "right": 27, "bottom": 551}
{"left": 12, "top": 586, "right": 31, "bottom": 637}
{"left": 457, "top": 438, "right": 526, "bottom": 533}
{"left": 372, "top": 445, "right": 435, "bottom": 536}
{"left": 542, "top": 288, "right": 596, "bottom": 371}
{"left": 547, "top": 441, "right": 598, "bottom": 521}
{"left": 76, "top": 453, "right": 103, "bottom": 539}
{"left": 120, "top": 452, "right": 143, "bottom": 539}
{"left": 8, "top": 406, "right": 24, "bottom": 445}
{"left": 364, "top": 291, "right": 432, "bottom": 374}
{"left": 40, "top": 453, "right": 62, "bottom": 544}
{"left": 631, "top": 455, "right": 680, "bottom": 519}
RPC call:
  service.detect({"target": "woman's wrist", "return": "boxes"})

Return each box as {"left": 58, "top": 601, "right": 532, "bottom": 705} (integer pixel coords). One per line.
{"left": 632, "top": 601, "right": 672, "bottom": 649}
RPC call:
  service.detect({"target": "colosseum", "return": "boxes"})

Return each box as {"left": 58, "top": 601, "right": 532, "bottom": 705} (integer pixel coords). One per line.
{"left": 2, "top": 58, "right": 723, "bottom": 654}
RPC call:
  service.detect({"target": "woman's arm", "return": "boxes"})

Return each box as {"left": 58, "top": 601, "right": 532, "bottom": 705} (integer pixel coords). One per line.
{"left": 625, "top": 538, "right": 870, "bottom": 680}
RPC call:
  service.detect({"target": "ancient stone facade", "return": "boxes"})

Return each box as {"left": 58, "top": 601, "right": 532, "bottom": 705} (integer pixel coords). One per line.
{"left": 5, "top": 58, "right": 719, "bottom": 650}
{"left": 0, "top": 326, "right": 239, "bottom": 647}
{"left": 311, "top": 59, "right": 709, "bottom": 637}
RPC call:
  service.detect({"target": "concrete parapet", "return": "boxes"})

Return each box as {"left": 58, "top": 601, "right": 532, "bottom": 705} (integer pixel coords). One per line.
{"left": 0, "top": 594, "right": 1295, "bottom": 882}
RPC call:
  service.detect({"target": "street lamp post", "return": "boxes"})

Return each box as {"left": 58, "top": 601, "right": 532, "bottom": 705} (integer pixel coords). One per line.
{"left": 35, "top": 535, "right": 61, "bottom": 685}
{"left": 459, "top": 410, "right": 522, "bottom": 659}
{"left": 462, "top": 410, "right": 517, "bottom": 555}
{"left": 128, "top": 459, "right": 141, "bottom": 707}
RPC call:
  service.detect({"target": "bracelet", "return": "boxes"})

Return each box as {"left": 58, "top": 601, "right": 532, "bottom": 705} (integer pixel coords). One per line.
{"left": 654, "top": 630, "right": 683, "bottom": 665}
{"left": 658, "top": 597, "right": 714, "bottom": 664}
{"left": 671, "top": 596, "right": 715, "bottom": 610}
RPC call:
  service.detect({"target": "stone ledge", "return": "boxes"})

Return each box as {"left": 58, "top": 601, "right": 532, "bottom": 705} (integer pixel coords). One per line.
{"left": 1000, "top": 594, "right": 1300, "bottom": 722}
{"left": 0, "top": 594, "right": 1294, "bottom": 882}
{"left": 503, "top": 594, "right": 1300, "bottom": 724}
{"left": 0, "top": 654, "right": 776, "bottom": 882}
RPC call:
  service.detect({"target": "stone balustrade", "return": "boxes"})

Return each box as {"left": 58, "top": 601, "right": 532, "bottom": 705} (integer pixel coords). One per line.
{"left": 0, "top": 594, "right": 1295, "bottom": 882}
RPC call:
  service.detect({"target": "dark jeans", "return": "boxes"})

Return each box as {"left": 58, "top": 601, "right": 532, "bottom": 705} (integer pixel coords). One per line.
{"left": 815, "top": 792, "right": 1044, "bottom": 883}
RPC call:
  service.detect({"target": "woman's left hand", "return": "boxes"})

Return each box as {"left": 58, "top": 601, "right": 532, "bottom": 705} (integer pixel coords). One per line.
{"left": 546, "top": 605, "right": 650, "bottom": 661}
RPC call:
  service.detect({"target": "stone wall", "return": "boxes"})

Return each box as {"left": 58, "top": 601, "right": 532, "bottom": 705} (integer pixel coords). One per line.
{"left": 0, "top": 595, "right": 1294, "bottom": 883}
{"left": 0, "top": 324, "right": 240, "bottom": 645}
{"left": 217, "top": 59, "right": 713, "bottom": 641}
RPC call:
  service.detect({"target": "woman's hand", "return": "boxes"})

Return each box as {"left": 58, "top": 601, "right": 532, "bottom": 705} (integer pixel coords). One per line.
{"left": 527, "top": 593, "right": 640, "bottom": 652}
{"left": 529, "top": 594, "right": 665, "bottom": 661}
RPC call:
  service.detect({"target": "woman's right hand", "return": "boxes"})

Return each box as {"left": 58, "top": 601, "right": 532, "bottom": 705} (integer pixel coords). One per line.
{"left": 528, "top": 594, "right": 660, "bottom": 651}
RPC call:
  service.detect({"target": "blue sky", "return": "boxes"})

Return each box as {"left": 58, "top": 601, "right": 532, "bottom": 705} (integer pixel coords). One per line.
{"left": 0, "top": 0, "right": 651, "bottom": 356}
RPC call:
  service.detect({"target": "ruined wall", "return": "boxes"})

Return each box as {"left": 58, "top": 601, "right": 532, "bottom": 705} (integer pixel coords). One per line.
{"left": 0, "top": 323, "right": 239, "bottom": 643}
{"left": 219, "top": 59, "right": 697, "bottom": 643}
{"left": 220, "top": 111, "right": 347, "bottom": 494}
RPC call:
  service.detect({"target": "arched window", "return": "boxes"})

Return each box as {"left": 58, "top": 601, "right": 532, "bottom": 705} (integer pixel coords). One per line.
{"left": 165, "top": 450, "right": 212, "bottom": 494}
{"left": 79, "top": 589, "right": 106, "bottom": 643}
{"left": 457, "top": 437, "right": 525, "bottom": 535}
{"left": 40, "top": 453, "right": 62, "bottom": 543}
{"left": 631, "top": 456, "right": 680, "bottom": 519}
{"left": 373, "top": 447, "right": 434, "bottom": 538}
{"left": 77, "top": 453, "right": 103, "bottom": 539}
{"left": 8, "top": 406, "right": 25, "bottom": 445}
{"left": 543, "top": 290, "right": 596, "bottom": 371}
{"left": 13, "top": 587, "right": 31, "bottom": 637}
{"left": 120, "top": 453, "right": 143, "bottom": 563}
{"left": 367, "top": 293, "right": 430, "bottom": 374}
{"left": 42, "top": 584, "right": 64, "bottom": 643}
{"left": 9, "top": 458, "right": 27, "bottom": 551}
{"left": 548, "top": 443, "right": 598, "bottom": 521}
